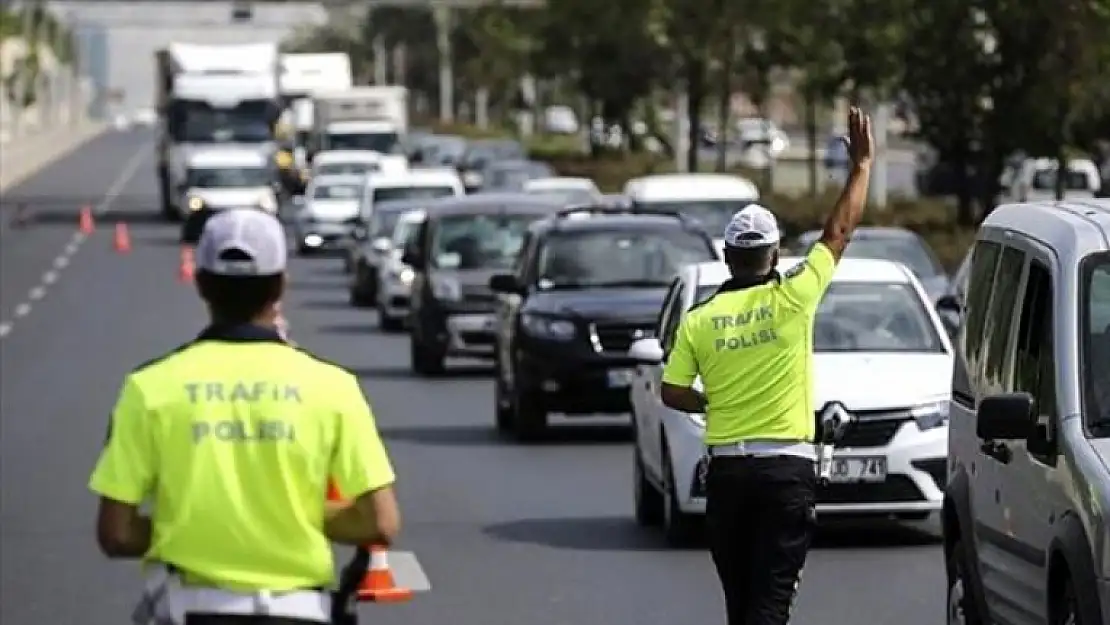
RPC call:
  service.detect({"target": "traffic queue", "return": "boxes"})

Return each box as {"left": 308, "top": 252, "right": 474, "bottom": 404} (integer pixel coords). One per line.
{"left": 169, "top": 114, "right": 959, "bottom": 553}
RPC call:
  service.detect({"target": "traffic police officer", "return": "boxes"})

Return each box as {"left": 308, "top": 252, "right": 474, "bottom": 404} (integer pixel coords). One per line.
{"left": 660, "top": 108, "right": 873, "bottom": 625}
{"left": 89, "top": 208, "right": 400, "bottom": 625}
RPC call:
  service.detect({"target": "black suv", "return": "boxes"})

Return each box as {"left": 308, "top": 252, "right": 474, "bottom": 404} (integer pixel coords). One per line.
{"left": 488, "top": 206, "right": 719, "bottom": 440}
{"left": 402, "top": 194, "right": 565, "bottom": 375}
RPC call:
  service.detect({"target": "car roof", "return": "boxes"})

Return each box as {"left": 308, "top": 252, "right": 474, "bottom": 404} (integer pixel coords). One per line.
{"left": 366, "top": 168, "right": 460, "bottom": 187}
{"left": 187, "top": 149, "right": 268, "bottom": 167}
{"left": 524, "top": 177, "right": 596, "bottom": 190}
{"left": 796, "top": 226, "right": 920, "bottom": 243}
{"left": 693, "top": 257, "right": 916, "bottom": 288}
{"left": 397, "top": 209, "right": 426, "bottom": 222}
{"left": 313, "top": 150, "right": 384, "bottom": 163}
{"left": 310, "top": 174, "right": 366, "bottom": 186}
{"left": 534, "top": 211, "right": 704, "bottom": 235}
{"left": 372, "top": 198, "right": 437, "bottom": 213}
{"left": 624, "top": 173, "right": 759, "bottom": 201}
{"left": 980, "top": 198, "right": 1110, "bottom": 260}
{"left": 425, "top": 193, "right": 564, "bottom": 218}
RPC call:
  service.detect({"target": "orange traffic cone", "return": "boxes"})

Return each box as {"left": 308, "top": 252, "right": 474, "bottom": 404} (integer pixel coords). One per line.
{"left": 114, "top": 223, "right": 131, "bottom": 254}
{"left": 78, "top": 205, "right": 94, "bottom": 234}
{"left": 356, "top": 545, "right": 413, "bottom": 603}
{"left": 178, "top": 246, "right": 195, "bottom": 283}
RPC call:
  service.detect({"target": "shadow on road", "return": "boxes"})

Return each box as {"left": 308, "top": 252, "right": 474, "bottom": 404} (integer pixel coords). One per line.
{"left": 378, "top": 423, "right": 630, "bottom": 447}
{"left": 484, "top": 515, "right": 939, "bottom": 552}
{"left": 298, "top": 298, "right": 357, "bottom": 311}
{"left": 287, "top": 279, "right": 348, "bottom": 293}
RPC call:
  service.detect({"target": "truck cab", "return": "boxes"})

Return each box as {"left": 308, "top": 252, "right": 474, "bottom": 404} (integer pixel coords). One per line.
{"left": 178, "top": 147, "right": 280, "bottom": 243}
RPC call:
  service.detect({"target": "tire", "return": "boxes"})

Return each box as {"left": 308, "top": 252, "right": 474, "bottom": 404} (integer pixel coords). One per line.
{"left": 946, "top": 539, "right": 986, "bottom": 625}
{"left": 634, "top": 441, "right": 663, "bottom": 526}
{"left": 493, "top": 361, "right": 512, "bottom": 434}
{"left": 378, "top": 304, "right": 403, "bottom": 332}
{"left": 1055, "top": 579, "right": 1079, "bottom": 625}
{"left": 410, "top": 335, "right": 445, "bottom": 376}
{"left": 661, "top": 439, "right": 699, "bottom": 546}
{"left": 510, "top": 378, "right": 547, "bottom": 442}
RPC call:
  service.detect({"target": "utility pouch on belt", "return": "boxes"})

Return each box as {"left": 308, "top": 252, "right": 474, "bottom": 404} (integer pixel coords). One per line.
{"left": 331, "top": 547, "right": 371, "bottom": 625}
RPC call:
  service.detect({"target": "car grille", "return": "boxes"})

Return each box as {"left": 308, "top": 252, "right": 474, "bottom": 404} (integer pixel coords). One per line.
{"left": 817, "top": 475, "right": 924, "bottom": 503}
{"left": 590, "top": 322, "right": 653, "bottom": 353}
{"left": 828, "top": 408, "right": 912, "bottom": 448}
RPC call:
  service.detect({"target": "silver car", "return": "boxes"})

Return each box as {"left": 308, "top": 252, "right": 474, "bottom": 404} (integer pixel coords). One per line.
{"left": 375, "top": 209, "right": 425, "bottom": 331}
{"left": 944, "top": 198, "right": 1110, "bottom": 625}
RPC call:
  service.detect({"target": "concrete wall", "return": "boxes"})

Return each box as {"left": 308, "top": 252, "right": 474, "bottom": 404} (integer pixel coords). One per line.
{"left": 48, "top": 1, "right": 327, "bottom": 116}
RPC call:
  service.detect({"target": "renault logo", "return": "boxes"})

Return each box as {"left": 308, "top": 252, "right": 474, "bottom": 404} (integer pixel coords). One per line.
{"left": 632, "top": 328, "right": 646, "bottom": 339}
{"left": 819, "top": 402, "right": 854, "bottom": 437}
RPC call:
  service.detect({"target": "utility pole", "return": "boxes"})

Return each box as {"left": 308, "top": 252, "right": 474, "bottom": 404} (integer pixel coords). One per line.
{"left": 433, "top": 5, "right": 453, "bottom": 123}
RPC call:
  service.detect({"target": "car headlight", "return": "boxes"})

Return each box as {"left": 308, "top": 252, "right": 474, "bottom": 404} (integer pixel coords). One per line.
{"left": 429, "top": 275, "right": 462, "bottom": 301}
{"left": 188, "top": 196, "right": 204, "bottom": 212}
{"left": 398, "top": 266, "right": 414, "bottom": 284}
{"left": 911, "top": 400, "right": 949, "bottom": 431}
{"left": 520, "top": 313, "right": 575, "bottom": 341}
{"left": 258, "top": 194, "right": 277, "bottom": 212}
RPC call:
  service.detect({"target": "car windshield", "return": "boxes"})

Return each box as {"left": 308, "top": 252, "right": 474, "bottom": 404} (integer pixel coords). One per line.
{"left": 1083, "top": 255, "right": 1110, "bottom": 430}
{"left": 372, "top": 186, "right": 456, "bottom": 202}
{"left": 465, "top": 142, "right": 524, "bottom": 168}
{"left": 797, "top": 232, "right": 944, "bottom": 279}
{"left": 312, "top": 183, "right": 361, "bottom": 200}
{"left": 635, "top": 200, "right": 754, "bottom": 236}
{"left": 316, "top": 162, "right": 377, "bottom": 176}
{"left": 186, "top": 166, "right": 270, "bottom": 188}
{"left": 327, "top": 132, "right": 400, "bottom": 153}
{"left": 368, "top": 208, "right": 407, "bottom": 238}
{"left": 176, "top": 105, "right": 273, "bottom": 143}
{"left": 537, "top": 228, "right": 715, "bottom": 289}
{"left": 1032, "top": 168, "right": 1091, "bottom": 191}
{"left": 813, "top": 282, "right": 944, "bottom": 352}
{"left": 430, "top": 212, "right": 540, "bottom": 270}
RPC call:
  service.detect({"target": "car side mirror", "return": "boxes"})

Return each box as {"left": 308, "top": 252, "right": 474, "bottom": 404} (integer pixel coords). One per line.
{"left": 628, "top": 337, "right": 664, "bottom": 364}
{"left": 976, "top": 393, "right": 1034, "bottom": 440}
{"left": 371, "top": 237, "right": 392, "bottom": 253}
{"left": 936, "top": 294, "right": 960, "bottom": 313}
{"left": 489, "top": 273, "right": 522, "bottom": 294}
{"left": 401, "top": 244, "right": 424, "bottom": 268}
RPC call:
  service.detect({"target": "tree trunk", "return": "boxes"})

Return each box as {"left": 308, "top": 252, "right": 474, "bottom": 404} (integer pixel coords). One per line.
{"left": 715, "top": 58, "right": 732, "bottom": 172}
{"left": 804, "top": 88, "right": 819, "bottom": 197}
{"left": 685, "top": 58, "right": 705, "bottom": 173}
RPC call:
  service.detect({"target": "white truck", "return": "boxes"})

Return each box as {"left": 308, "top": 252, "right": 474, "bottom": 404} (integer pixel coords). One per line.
{"left": 310, "top": 86, "right": 409, "bottom": 161}
{"left": 155, "top": 42, "right": 282, "bottom": 220}
{"left": 278, "top": 53, "right": 353, "bottom": 192}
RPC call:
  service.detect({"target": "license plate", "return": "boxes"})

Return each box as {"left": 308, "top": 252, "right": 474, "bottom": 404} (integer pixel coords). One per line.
{"left": 607, "top": 368, "right": 634, "bottom": 388}
{"left": 828, "top": 456, "right": 887, "bottom": 483}
{"left": 450, "top": 314, "right": 494, "bottom": 332}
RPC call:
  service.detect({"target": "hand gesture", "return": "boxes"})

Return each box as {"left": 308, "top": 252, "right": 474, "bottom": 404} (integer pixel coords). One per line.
{"left": 842, "top": 107, "right": 874, "bottom": 167}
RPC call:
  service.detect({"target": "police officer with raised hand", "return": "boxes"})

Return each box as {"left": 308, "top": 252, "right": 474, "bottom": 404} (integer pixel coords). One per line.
{"left": 660, "top": 107, "right": 873, "bottom": 625}
{"left": 89, "top": 208, "right": 400, "bottom": 625}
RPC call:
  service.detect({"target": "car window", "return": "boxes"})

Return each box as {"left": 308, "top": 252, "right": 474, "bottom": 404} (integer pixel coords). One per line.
{"left": 312, "top": 183, "right": 362, "bottom": 200}
{"left": 1031, "top": 168, "right": 1091, "bottom": 191}
{"left": 959, "top": 240, "right": 1002, "bottom": 401}
{"left": 813, "top": 283, "right": 945, "bottom": 353}
{"left": 369, "top": 209, "right": 404, "bottom": 238}
{"left": 1013, "top": 260, "right": 1056, "bottom": 420}
{"left": 391, "top": 217, "right": 423, "bottom": 248}
{"left": 660, "top": 282, "right": 688, "bottom": 354}
{"left": 429, "top": 212, "right": 541, "bottom": 270}
{"left": 1083, "top": 255, "right": 1110, "bottom": 430}
{"left": 372, "top": 186, "right": 456, "bottom": 203}
{"left": 535, "top": 228, "right": 716, "bottom": 289}
{"left": 655, "top": 279, "right": 681, "bottom": 341}
{"left": 980, "top": 246, "right": 1025, "bottom": 395}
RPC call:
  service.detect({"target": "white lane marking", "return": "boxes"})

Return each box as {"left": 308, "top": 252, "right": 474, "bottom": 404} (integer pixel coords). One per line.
{"left": 0, "top": 143, "right": 148, "bottom": 342}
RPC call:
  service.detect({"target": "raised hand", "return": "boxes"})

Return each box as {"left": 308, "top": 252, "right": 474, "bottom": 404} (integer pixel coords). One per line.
{"left": 843, "top": 106, "right": 874, "bottom": 167}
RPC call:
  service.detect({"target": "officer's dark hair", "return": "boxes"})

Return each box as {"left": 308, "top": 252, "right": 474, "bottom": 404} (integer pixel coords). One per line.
{"left": 196, "top": 249, "right": 284, "bottom": 324}
{"left": 724, "top": 243, "right": 779, "bottom": 277}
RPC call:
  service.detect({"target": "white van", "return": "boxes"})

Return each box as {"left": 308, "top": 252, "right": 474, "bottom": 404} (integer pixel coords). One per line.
{"left": 359, "top": 168, "right": 465, "bottom": 221}
{"left": 311, "top": 150, "right": 407, "bottom": 179}
{"left": 623, "top": 173, "right": 760, "bottom": 253}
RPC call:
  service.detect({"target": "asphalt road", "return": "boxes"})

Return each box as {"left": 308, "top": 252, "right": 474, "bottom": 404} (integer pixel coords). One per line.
{"left": 1, "top": 128, "right": 945, "bottom": 624}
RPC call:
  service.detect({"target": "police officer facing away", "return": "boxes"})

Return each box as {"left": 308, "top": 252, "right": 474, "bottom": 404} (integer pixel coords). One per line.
{"left": 90, "top": 209, "right": 400, "bottom": 625}
{"left": 660, "top": 107, "right": 873, "bottom": 625}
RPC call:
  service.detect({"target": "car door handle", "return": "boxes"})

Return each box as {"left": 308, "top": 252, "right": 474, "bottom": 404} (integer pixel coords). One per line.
{"left": 980, "top": 441, "right": 1013, "bottom": 464}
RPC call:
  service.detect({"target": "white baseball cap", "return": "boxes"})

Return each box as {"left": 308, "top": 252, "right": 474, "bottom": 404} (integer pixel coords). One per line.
{"left": 722, "top": 204, "right": 781, "bottom": 249}
{"left": 196, "top": 209, "right": 287, "bottom": 276}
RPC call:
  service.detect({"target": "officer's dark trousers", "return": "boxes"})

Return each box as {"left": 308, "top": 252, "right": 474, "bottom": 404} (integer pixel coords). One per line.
{"left": 185, "top": 616, "right": 323, "bottom": 625}
{"left": 705, "top": 455, "right": 817, "bottom": 625}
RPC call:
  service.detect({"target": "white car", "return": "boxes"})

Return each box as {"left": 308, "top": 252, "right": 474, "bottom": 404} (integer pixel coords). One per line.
{"left": 623, "top": 173, "right": 759, "bottom": 255}
{"left": 522, "top": 176, "right": 601, "bottom": 203}
{"left": 180, "top": 148, "right": 279, "bottom": 219}
{"left": 293, "top": 174, "right": 364, "bottom": 254}
{"left": 311, "top": 150, "right": 407, "bottom": 179}
{"left": 358, "top": 168, "right": 464, "bottom": 222}
{"left": 375, "top": 209, "right": 425, "bottom": 331}
{"left": 629, "top": 257, "right": 953, "bottom": 545}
